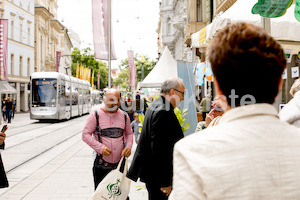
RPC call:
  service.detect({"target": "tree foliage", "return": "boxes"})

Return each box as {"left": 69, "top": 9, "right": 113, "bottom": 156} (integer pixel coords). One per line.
{"left": 114, "top": 54, "right": 156, "bottom": 90}
{"left": 71, "top": 47, "right": 108, "bottom": 89}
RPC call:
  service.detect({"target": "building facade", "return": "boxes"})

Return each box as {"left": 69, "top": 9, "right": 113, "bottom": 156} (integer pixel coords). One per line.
{"left": 159, "top": 0, "right": 189, "bottom": 61}
{"left": 4, "top": 0, "right": 35, "bottom": 112}
{"left": 34, "top": 0, "right": 72, "bottom": 75}
{"left": 0, "top": 0, "right": 4, "bottom": 18}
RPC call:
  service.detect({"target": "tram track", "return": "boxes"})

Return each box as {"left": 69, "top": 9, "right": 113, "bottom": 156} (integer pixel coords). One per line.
{"left": 5, "top": 118, "right": 85, "bottom": 150}
{"left": 5, "top": 115, "right": 87, "bottom": 138}
{"left": 6, "top": 129, "right": 82, "bottom": 174}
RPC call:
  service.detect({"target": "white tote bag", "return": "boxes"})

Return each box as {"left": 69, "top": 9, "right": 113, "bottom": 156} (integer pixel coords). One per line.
{"left": 92, "top": 157, "right": 131, "bottom": 200}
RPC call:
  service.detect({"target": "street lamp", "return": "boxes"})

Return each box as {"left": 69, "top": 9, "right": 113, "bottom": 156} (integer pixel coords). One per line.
{"left": 141, "top": 55, "right": 145, "bottom": 81}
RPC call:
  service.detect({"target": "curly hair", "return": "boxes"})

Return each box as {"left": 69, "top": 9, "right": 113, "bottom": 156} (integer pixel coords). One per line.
{"left": 208, "top": 23, "right": 286, "bottom": 106}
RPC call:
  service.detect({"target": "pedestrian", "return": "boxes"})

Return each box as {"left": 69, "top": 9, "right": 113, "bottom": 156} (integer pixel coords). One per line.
{"left": 279, "top": 78, "right": 300, "bottom": 127}
{"left": 142, "top": 97, "right": 148, "bottom": 115}
{"left": 1, "top": 98, "right": 6, "bottom": 122}
{"left": 0, "top": 125, "right": 8, "bottom": 188}
{"left": 199, "top": 94, "right": 211, "bottom": 121}
{"left": 131, "top": 113, "right": 141, "bottom": 144}
{"left": 169, "top": 23, "right": 300, "bottom": 199}
{"left": 4, "top": 97, "right": 13, "bottom": 123}
{"left": 12, "top": 98, "right": 16, "bottom": 119}
{"left": 134, "top": 91, "right": 142, "bottom": 114}
{"left": 82, "top": 89, "right": 133, "bottom": 191}
{"left": 126, "top": 93, "right": 134, "bottom": 122}
{"left": 127, "top": 77, "right": 185, "bottom": 200}
{"left": 195, "top": 96, "right": 227, "bottom": 131}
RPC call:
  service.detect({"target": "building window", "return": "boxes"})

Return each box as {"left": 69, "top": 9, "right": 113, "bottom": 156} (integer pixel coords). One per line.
{"left": 19, "top": 56, "right": 23, "bottom": 76}
{"left": 28, "top": 27, "right": 30, "bottom": 44}
{"left": 20, "top": 22, "right": 23, "bottom": 42}
{"left": 11, "top": 54, "right": 14, "bottom": 75}
{"left": 40, "top": 36, "right": 42, "bottom": 65}
{"left": 167, "top": 18, "right": 171, "bottom": 35}
{"left": 27, "top": 0, "right": 30, "bottom": 11}
{"left": 197, "top": 0, "right": 203, "bottom": 22}
{"left": 27, "top": 58, "right": 30, "bottom": 76}
{"left": 11, "top": 20, "right": 14, "bottom": 39}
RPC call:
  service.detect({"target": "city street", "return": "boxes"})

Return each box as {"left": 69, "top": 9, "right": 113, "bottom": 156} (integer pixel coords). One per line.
{"left": 0, "top": 105, "right": 148, "bottom": 200}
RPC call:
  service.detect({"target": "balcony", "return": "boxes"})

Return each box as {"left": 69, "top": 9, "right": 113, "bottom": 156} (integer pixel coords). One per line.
{"left": 162, "top": 35, "right": 175, "bottom": 48}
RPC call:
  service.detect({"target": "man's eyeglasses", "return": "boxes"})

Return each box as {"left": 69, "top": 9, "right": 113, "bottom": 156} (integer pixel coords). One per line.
{"left": 173, "top": 88, "right": 185, "bottom": 96}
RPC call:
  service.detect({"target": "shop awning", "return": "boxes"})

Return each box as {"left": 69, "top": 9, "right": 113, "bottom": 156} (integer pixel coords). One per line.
{"left": 0, "top": 81, "right": 17, "bottom": 94}
{"left": 191, "top": 0, "right": 300, "bottom": 48}
{"left": 191, "top": 23, "right": 212, "bottom": 48}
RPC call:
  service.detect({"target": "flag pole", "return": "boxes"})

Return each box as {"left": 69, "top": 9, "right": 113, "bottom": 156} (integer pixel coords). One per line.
{"left": 108, "top": 0, "right": 112, "bottom": 88}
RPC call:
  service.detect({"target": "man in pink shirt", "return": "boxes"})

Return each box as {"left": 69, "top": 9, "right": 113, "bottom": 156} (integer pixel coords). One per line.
{"left": 82, "top": 89, "right": 133, "bottom": 190}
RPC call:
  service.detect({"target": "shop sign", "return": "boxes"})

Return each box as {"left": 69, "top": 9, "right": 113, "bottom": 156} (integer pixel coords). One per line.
{"left": 252, "top": 0, "right": 293, "bottom": 18}
{"left": 284, "top": 49, "right": 292, "bottom": 63}
{"left": 291, "top": 67, "right": 299, "bottom": 78}
{"left": 295, "top": 0, "right": 300, "bottom": 21}
{"left": 198, "top": 27, "right": 207, "bottom": 44}
{"left": 282, "top": 69, "right": 287, "bottom": 79}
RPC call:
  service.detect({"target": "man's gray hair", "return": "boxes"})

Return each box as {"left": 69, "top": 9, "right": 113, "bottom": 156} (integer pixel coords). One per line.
{"left": 160, "top": 77, "right": 183, "bottom": 95}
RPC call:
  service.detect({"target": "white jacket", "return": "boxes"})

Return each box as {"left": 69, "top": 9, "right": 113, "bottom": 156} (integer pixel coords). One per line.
{"left": 279, "top": 91, "right": 300, "bottom": 127}
{"left": 170, "top": 104, "right": 300, "bottom": 200}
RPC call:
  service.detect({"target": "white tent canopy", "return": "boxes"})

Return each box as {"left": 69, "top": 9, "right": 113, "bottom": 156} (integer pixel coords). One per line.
{"left": 139, "top": 46, "right": 177, "bottom": 88}
{"left": 192, "top": 0, "right": 300, "bottom": 47}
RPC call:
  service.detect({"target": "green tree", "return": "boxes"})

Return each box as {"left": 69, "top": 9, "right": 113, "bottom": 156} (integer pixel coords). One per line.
{"left": 71, "top": 47, "right": 108, "bottom": 89}
{"left": 114, "top": 54, "right": 156, "bottom": 90}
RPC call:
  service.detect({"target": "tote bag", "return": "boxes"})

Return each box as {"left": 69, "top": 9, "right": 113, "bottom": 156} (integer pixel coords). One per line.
{"left": 92, "top": 157, "right": 131, "bottom": 200}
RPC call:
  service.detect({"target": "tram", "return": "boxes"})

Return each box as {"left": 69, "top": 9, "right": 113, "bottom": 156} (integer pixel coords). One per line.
{"left": 30, "top": 72, "right": 92, "bottom": 120}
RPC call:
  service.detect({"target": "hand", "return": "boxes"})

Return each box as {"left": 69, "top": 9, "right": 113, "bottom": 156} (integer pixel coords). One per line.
{"left": 213, "top": 95, "right": 231, "bottom": 112}
{"left": 161, "top": 185, "right": 172, "bottom": 196}
{"left": 102, "top": 146, "right": 112, "bottom": 156}
{"left": 0, "top": 132, "right": 6, "bottom": 146}
{"left": 121, "top": 147, "right": 131, "bottom": 157}
{"left": 204, "top": 109, "right": 215, "bottom": 128}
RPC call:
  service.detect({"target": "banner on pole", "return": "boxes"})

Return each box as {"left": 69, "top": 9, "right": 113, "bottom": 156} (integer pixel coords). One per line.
{"left": 131, "top": 61, "right": 136, "bottom": 91}
{"left": 127, "top": 50, "right": 135, "bottom": 89}
{"left": 0, "top": 19, "right": 8, "bottom": 80}
{"left": 98, "top": 72, "right": 101, "bottom": 90}
{"left": 56, "top": 51, "right": 61, "bottom": 72}
{"left": 92, "top": 0, "right": 117, "bottom": 60}
{"left": 76, "top": 63, "right": 79, "bottom": 78}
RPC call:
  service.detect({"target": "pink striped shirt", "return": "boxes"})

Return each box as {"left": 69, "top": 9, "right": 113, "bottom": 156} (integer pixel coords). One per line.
{"left": 82, "top": 107, "right": 133, "bottom": 164}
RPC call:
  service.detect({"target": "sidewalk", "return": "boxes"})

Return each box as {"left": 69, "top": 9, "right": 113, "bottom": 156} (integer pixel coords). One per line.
{"left": 0, "top": 124, "right": 148, "bottom": 199}
{"left": 1, "top": 112, "right": 37, "bottom": 128}
{"left": 1, "top": 140, "right": 148, "bottom": 200}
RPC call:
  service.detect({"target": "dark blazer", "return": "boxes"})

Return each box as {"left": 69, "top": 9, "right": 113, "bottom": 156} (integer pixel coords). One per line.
{"left": 127, "top": 96, "right": 184, "bottom": 187}
{"left": 0, "top": 143, "right": 8, "bottom": 188}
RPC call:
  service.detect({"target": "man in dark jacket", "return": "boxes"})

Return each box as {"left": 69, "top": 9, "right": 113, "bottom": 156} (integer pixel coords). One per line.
{"left": 127, "top": 77, "right": 185, "bottom": 200}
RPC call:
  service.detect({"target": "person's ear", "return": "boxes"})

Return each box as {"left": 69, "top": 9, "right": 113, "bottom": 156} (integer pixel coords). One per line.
{"left": 278, "top": 77, "right": 283, "bottom": 90}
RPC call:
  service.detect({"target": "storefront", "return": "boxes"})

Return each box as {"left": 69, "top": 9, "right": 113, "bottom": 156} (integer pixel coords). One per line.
{"left": 191, "top": 0, "right": 300, "bottom": 106}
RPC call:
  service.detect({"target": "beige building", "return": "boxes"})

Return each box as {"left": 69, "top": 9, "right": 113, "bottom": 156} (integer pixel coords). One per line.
{"left": 34, "top": 0, "right": 72, "bottom": 75}
{"left": 2, "top": 0, "right": 35, "bottom": 112}
{"left": 0, "top": 0, "right": 3, "bottom": 18}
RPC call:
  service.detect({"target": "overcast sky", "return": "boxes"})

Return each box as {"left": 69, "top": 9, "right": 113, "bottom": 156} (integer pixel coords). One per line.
{"left": 57, "top": 0, "right": 160, "bottom": 68}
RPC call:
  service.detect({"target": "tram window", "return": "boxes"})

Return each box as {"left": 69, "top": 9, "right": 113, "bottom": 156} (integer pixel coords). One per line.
{"left": 73, "top": 85, "right": 79, "bottom": 105}
{"left": 65, "top": 82, "right": 71, "bottom": 105}
{"left": 59, "top": 84, "right": 66, "bottom": 106}
{"left": 32, "top": 78, "right": 57, "bottom": 107}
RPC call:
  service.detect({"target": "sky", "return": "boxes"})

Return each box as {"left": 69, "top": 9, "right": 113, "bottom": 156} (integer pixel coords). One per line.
{"left": 57, "top": 0, "right": 160, "bottom": 69}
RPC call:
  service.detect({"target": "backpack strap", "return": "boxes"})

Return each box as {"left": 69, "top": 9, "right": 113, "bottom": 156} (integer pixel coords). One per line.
{"left": 94, "top": 110, "right": 101, "bottom": 143}
{"left": 123, "top": 112, "right": 127, "bottom": 148}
